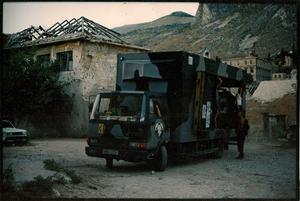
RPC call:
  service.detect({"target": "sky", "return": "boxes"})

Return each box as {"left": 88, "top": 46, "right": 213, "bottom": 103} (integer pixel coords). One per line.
{"left": 3, "top": 2, "right": 199, "bottom": 34}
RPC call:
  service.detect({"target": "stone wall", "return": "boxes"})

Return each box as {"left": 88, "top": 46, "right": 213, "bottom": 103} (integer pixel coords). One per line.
{"left": 78, "top": 41, "right": 145, "bottom": 98}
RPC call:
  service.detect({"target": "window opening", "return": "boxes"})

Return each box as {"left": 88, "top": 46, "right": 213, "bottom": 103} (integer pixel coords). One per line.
{"left": 56, "top": 51, "right": 73, "bottom": 71}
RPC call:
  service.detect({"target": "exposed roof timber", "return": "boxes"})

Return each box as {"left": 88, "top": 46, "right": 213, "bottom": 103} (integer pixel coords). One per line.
{"left": 43, "top": 18, "right": 77, "bottom": 37}
{"left": 83, "top": 16, "right": 121, "bottom": 38}
{"left": 6, "top": 16, "right": 129, "bottom": 48}
{"left": 6, "top": 26, "right": 46, "bottom": 47}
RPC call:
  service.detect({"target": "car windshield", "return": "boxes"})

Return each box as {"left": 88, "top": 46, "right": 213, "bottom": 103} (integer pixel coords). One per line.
{"left": 95, "top": 94, "right": 143, "bottom": 120}
{"left": 2, "top": 121, "right": 14, "bottom": 128}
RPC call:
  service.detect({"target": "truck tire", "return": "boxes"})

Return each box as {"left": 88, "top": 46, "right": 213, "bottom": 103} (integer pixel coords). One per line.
{"left": 154, "top": 145, "right": 167, "bottom": 171}
{"left": 105, "top": 158, "right": 113, "bottom": 169}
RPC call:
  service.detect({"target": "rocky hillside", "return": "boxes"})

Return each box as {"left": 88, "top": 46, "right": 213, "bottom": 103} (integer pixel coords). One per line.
{"left": 115, "top": 4, "right": 297, "bottom": 59}
{"left": 114, "top": 11, "right": 194, "bottom": 34}
{"left": 113, "top": 11, "right": 194, "bottom": 50}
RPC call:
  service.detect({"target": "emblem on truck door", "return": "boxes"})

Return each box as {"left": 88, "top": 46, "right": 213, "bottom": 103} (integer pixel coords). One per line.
{"left": 154, "top": 120, "right": 164, "bottom": 137}
{"left": 98, "top": 123, "right": 105, "bottom": 135}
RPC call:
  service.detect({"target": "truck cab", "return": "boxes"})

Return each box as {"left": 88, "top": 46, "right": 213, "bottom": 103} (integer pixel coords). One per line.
{"left": 86, "top": 91, "right": 170, "bottom": 171}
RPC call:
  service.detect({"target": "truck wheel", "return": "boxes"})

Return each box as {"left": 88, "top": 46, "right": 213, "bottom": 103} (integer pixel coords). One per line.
{"left": 105, "top": 158, "right": 113, "bottom": 169}
{"left": 154, "top": 145, "right": 167, "bottom": 171}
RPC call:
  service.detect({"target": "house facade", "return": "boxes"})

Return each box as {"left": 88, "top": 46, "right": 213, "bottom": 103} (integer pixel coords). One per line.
{"left": 222, "top": 55, "right": 276, "bottom": 82}
{"left": 5, "top": 17, "right": 148, "bottom": 137}
{"left": 272, "top": 72, "right": 287, "bottom": 80}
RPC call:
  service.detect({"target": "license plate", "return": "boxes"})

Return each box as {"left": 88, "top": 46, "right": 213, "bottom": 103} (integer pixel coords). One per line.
{"left": 102, "top": 149, "right": 119, "bottom": 155}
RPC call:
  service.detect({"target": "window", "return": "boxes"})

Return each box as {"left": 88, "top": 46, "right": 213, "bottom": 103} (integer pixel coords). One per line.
{"left": 97, "top": 94, "right": 143, "bottom": 117}
{"left": 37, "top": 54, "right": 50, "bottom": 62}
{"left": 36, "top": 54, "right": 50, "bottom": 65}
{"left": 250, "top": 67, "right": 254, "bottom": 73}
{"left": 150, "top": 99, "right": 162, "bottom": 118}
{"left": 250, "top": 60, "right": 253, "bottom": 64}
{"left": 244, "top": 60, "right": 247, "bottom": 65}
{"left": 2, "top": 120, "right": 14, "bottom": 128}
{"left": 56, "top": 51, "right": 73, "bottom": 71}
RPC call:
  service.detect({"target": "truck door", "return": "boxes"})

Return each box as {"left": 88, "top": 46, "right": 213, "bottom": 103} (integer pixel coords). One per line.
{"left": 150, "top": 98, "right": 165, "bottom": 138}
{"left": 147, "top": 97, "right": 170, "bottom": 149}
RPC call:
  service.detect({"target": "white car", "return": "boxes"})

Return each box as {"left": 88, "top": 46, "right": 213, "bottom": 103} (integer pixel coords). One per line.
{"left": 2, "top": 120, "right": 28, "bottom": 143}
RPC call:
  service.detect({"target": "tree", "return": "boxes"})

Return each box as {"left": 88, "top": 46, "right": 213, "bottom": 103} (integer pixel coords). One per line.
{"left": 2, "top": 48, "right": 72, "bottom": 120}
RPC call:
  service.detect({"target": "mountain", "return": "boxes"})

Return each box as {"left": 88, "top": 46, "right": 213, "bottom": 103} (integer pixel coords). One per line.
{"left": 115, "top": 4, "right": 297, "bottom": 59}
{"left": 113, "top": 11, "right": 194, "bottom": 34}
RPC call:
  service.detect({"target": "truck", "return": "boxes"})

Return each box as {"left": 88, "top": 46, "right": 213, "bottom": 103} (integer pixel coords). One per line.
{"left": 85, "top": 51, "right": 247, "bottom": 171}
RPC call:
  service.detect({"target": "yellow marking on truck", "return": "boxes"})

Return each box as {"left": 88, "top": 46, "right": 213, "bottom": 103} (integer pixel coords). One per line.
{"left": 98, "top": 123, "right": 105, "bottom": 135}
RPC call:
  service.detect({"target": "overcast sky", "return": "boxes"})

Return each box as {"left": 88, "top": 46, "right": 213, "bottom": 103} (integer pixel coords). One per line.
{"left": 3, "top": 2, "right": 199, "bottom": 34}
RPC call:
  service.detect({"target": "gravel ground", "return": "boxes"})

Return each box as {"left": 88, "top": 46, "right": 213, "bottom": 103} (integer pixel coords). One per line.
{"left": 2, "top": 138, "right": 297, "bottom": 199}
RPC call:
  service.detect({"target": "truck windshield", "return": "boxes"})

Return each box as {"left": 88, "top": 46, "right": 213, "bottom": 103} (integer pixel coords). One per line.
{"left": 92, "top": 94, "right": 144, "bottom": 121}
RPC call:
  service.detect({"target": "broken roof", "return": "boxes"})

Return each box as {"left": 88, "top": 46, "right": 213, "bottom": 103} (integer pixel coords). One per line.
{"left": 5, "top": 16, "right": 147, "bottom": 50}
{"left": 250, "top": 79, "right": 297, "bottom": 103}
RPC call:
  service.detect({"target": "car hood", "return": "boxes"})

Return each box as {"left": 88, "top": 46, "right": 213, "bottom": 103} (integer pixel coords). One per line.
{"left": 2, "top": 127, "right": 27, "bottom": 133}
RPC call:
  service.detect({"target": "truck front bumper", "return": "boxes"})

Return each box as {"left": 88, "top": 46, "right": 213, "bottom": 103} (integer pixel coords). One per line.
{"left": 85, "top": 146, "right": 150, "bottom": 162}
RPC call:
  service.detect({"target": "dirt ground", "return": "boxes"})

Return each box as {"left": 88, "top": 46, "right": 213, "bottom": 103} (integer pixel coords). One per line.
{"left": 2, "top": 138, "right": 297, "bottom": 199}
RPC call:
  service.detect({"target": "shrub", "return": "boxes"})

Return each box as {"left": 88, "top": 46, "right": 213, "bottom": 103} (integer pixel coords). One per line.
{"left": 2, "top": 164, "right": 16, "bottom": 192}
{"left": 43, "top": 159, "right": 81, "bottom": 184}
{"left": 22, "top": 175, "right": 53, "bottom": 195}
{"left": 43, "top": 159, "right": 63, "bottom": 172}
{"left": 63, "top": 169, "right": 82, "bottom": 184}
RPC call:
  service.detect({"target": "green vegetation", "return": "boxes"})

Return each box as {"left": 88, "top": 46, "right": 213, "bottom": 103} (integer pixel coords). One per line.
{"left": 44, "top": 159, "right": 64, "bottom": 172}
{"left": 2, "top": 160, "right": 81, "bottom": 199}
{"left": 2, "top": 164, "right": 16, "bottom": 192}
{"left": 43, "top": 159, "right": 81, "bottom": 184}
{"left": 63, "top": 169, "right": 81, "bottom": 184}
{"left": 2, "top": 166, "right": 54, "bottom": 199}
{"left": 2, "top": 48, "right": 72, "bottom": 119}
{"left": 22, "top": 175, "right": 54, "bottom": 195}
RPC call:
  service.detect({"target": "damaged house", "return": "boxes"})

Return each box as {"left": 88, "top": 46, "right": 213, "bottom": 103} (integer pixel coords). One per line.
{"left": 246, "top": 79, "right": 297, "bottom": 142}
{"left": 5, "top": 16, "right": 148, "bottom": 137}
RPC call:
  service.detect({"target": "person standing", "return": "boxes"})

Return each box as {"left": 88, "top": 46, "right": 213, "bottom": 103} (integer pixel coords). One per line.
{"left": 235, "top": 87, "right": 243, "bottom": 112}
{"left": 236, "top": 111, "right": 249, "bottom": 159}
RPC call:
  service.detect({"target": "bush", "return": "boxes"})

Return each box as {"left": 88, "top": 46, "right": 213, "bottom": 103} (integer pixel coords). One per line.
{"left": 43, "top": 159, "right": 81, "bottom": 184}
{"left": 63, "top": 169, "right": 82, "bottom": 184}
{"left": 43, "top": 159, "right": 63, "bottom": 172}
{"left": 22, "top": 175, "right": 54, "bottom": 195}
{"left": 2, "top": 48, "right": 72, "bottom": 118}
{"left": 2, "top": 164, "right": 16, "bottom": 192}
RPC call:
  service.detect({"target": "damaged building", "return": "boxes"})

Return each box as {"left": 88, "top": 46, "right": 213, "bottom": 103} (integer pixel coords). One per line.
{"left": 246, "top": 79, "right": 297, "bottom": 142}
{"left": 5, "top": 16, "right": 148, "bottom": 137}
